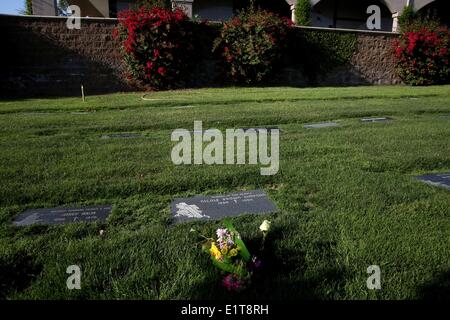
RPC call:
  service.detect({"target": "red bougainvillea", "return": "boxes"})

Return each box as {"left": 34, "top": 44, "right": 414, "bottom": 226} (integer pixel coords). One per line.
{"left": 393, "top": 27, "right": 450, "bottom": 85}
{"left": 213, "top": 8, "right": 292, "bottom": 84}
{"left": 114, "top": 6, "right": 195, "bottom": 89}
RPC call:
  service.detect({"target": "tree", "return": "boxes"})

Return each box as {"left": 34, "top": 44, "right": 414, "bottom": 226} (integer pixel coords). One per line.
{"left": 134, "top": 0, "right": 171, "bottom": 10}
{"left": 398, "top": 5, "right": 417, "bottom": 31}
{"left": 57, "top": 0, "right": 70, "bottom": 16}
{"left": 295, "top": 0, "right": 311, "bottom": 26}
{"left": 398, "top": 5, "right": 441, "bottom": 32}
{"left": 23, "top": 0, "right": 33, "bottom": 15}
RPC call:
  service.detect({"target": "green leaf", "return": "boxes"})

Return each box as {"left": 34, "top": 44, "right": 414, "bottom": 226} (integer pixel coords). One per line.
{"left": 223, "top": 218, "right": 251, "bottom": 261}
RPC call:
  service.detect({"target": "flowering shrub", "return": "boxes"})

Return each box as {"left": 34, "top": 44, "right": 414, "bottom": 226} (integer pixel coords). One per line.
{"left": 213, "top": 8, "right": 292, "bottom": 84}
{"left": 114, "top": 6, "right": 195, "bottom": 89}
{"left": 192, "top": 219, "right": 270, "bottom": 292}
{"left": 393, "top": 27, "right": 450, "bottom": 86}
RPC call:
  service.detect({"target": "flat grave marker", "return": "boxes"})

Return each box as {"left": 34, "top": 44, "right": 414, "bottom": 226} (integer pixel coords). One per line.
{"left": 173, "top": 105, "right": 196, "bottom": 109}
{"left": 239, "top": 127, "right": 282, "bottom": 133}
{"left": 101, "top": 133, "right": 143, "bottom": 139}
{"left": 303, "top": 122, "right": 340, "bottom": 129}
{"left": 415, "top": 173, "right": 450, "bottom": 190}
{"left": 361, "top": 117, "right": 392, "bottom": 123}
{"left": 170, "top": 189, "right": 277, "bottom": 224}
{"left": 70, "top": 112, "right": 91, "bottom": 115}
{"left": 23, "top": 112, "right": 54, "bottom": 116}
{"left": 190, "top": 127, "right": 281, "bottom": 134}
{"left": 13, "top": 205, "right": 112, "bottom": 226}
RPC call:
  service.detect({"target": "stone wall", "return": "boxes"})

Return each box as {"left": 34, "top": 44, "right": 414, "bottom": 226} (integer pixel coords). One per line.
{"left": 0, "top": 15, "right": 401, "bottom": 98}
{"left": 0, "top": 15, "right": 129, "bottom": 97}
{"left": 277, "top": 27, "right": 402, "bottom": 87}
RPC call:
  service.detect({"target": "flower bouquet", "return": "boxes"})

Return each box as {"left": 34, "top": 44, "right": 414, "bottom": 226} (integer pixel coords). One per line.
{"left": 192, "top": 218, "right": 270, "bottom": 292}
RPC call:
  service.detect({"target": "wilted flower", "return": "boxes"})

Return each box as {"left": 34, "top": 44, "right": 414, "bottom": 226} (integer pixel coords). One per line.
{"left": 259, "top": 220, "right": 271, "bottom": 233}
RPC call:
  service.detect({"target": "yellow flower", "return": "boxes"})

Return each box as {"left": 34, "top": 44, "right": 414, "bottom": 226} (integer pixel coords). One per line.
{"left": 229, "top": 248, "right": 238, "bottom": 257}
{"left": 221, "top": 245, "right": 228, "bottom": 255}
{"left": 210, "top": 242, "right": 222, "bottom": 261}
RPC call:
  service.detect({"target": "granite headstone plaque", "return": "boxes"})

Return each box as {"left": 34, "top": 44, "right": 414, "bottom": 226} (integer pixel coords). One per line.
{"left": 190, "top": 127, "right": 281, "bottom": 135}
{"left": 24, "top": 112, "right": 54, "bottom": 116}
{"left": 101, "top": 133, "right": 142, "bottom": 139}
{"left": 170, "top": 190, "right": 277, "bottom": 223}
{"left": 240, "top": 127, "right": 282, "bottom": 133}
{"left": 13, "top": 205, "right": 112, "bottom": 226}
{"left": 303, "top": 122, "right": 339, "bottom": 129}
{"left": 361, "top": 117, "right": 391, "bottom": 122}
{"left": 173, "top": 105, "right": 196, "bottom": 109}
{"left": 415, "top": 173, "right": 450, "bottom": 190}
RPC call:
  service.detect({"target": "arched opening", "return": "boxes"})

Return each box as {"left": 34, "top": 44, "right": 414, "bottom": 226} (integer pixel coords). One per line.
{"left": 311, "top": 0, "right": 393, "bottom": 31}
{"left": 417, "top": 0, "right": 450, "bottom": 27}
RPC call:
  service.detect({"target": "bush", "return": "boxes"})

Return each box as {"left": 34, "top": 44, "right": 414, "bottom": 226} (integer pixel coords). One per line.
{"left": 393, "top": 27, "right": 450, "bottom": 85}
{"left": 295, "top": 0, "right": 311, "bottom": 26}
{"left": 398, "top": 5, "right": 441, "bottom": 32}
{"left": 133, "top": 0, "right": 171, "bottom": 10}
{"left": 398, "top": 5, "right": 417, "bottom": 32}
{"left": 114, "top": 6, "right": 195, "bottom": 89}
{"left": 213, "top": 8, "right": 292, "bottom": 84}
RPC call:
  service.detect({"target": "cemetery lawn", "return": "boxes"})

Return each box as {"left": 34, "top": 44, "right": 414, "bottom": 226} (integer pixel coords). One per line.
{"left": 0, "top": 85, "right": 449, "bottom": 300}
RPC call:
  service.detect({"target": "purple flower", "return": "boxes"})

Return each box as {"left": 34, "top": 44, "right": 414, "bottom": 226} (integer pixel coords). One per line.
{"left": 216, "top": 228, "right": 228, "bottom": 239}
{"left": 218, "top": 240, "right": 227, "bottom": 249}
{"left": 250, "top": 256, "right": 262, "bottom": 270}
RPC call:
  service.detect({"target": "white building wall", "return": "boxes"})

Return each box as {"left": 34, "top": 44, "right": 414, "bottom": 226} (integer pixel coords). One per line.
{"left": 193, "top": 0, "right": 234, "bottom": 21}
{"left": 310, "top": 0, "right": 394, "bottom": 31}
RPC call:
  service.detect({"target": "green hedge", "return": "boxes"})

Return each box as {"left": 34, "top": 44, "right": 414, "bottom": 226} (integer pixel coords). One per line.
{"left": 288, "top": 29, "right": 358, "bottom": 83}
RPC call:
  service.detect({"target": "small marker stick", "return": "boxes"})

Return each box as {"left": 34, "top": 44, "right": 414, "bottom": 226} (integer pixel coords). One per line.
{"left": 81, "top": 84, "right": 85, "bottom": 102}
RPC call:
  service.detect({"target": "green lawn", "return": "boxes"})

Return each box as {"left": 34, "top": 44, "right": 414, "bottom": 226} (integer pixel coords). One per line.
{"left": 0, "top": 86, "right": 449, "bottom": 300}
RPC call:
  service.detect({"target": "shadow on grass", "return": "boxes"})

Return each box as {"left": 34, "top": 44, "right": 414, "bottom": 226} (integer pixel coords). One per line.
{"left": 187, "top": 224, "right": 347, "bottom": 300}
{"left": 0, "top": 17, "right": 131, "bottom": 99}
{"left": 0, "top": 249, "right": 42, "bottom": 299}
{"left": 417, "top": 271, "right": 450, "bottom": 300}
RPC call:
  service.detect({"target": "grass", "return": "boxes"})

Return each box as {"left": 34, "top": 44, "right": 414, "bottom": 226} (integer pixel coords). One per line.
{"left": 0, "top": 85, "right": 449, "bottom": 300}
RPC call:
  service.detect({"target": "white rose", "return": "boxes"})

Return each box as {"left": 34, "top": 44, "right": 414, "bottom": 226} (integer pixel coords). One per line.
{"left": 259, "top": 220, "right": 271, "bottom": 233}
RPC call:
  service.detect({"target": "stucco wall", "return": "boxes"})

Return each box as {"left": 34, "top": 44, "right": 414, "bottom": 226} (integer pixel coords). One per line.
{"left": 311, "top": 0, "right": 394, "bottom": 31}
{"left": 69, "top": 0, "right": 110, "bottom": 17}
{"left": 0, "top": 15, "right": 402, "bottom": 98}
{"left": 193, "top": 0, "right": 233, "bottom": 21}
